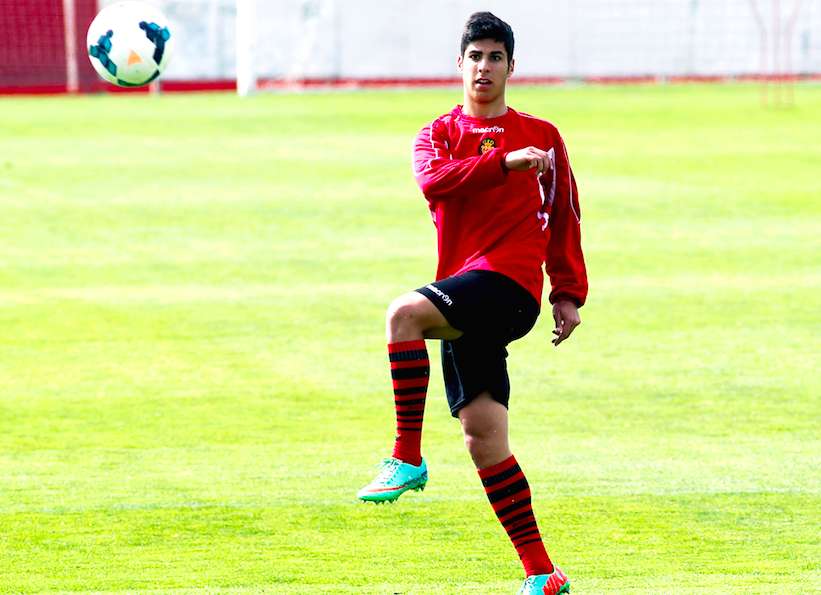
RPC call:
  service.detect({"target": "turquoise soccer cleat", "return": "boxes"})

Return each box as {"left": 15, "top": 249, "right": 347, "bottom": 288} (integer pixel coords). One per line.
{"left": 357, "top": 457, "right": 428, "bottom": 503}
{"left": 517, "top": 568, "right": 571, "bottom": 595}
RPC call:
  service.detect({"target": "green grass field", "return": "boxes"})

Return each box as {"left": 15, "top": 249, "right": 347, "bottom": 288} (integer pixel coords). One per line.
{"left": 0, "top": 84, "right": 819, "bottom": 594}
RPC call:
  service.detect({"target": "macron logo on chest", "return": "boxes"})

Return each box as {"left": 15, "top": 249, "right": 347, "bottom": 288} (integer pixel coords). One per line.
{"left": 470, "top": 126, "right": 505, "bottom": 134}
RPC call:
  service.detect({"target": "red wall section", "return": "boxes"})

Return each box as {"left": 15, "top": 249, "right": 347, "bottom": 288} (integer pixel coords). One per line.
{"left": 0, "top": 0, "right": 66, "bottom": 89}
{"left": 0, "top": 0, "right": 99, "bottom": 93}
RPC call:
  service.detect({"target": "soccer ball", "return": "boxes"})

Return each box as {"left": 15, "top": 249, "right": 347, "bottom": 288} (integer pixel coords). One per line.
{"left": 87, "top": 1, "right": 174, "bottom": 87}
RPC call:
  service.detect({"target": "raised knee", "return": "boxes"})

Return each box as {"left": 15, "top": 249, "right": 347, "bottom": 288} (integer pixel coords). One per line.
{"left": 387, "top": 293, "right": 424, "bottom": 329}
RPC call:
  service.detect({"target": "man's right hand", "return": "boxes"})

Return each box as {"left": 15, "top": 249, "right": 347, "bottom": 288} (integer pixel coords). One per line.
{"left": 504, "top": 146, "right": 552, "bottom": 173}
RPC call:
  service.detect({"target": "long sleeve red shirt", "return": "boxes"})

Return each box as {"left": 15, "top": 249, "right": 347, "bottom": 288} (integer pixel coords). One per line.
{"left": 412, "top": 105, "right": 588, "bottom": 307}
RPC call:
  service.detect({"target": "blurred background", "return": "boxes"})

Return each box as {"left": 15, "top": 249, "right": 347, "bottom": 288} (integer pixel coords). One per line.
{"left": 2, "top": 0, "right": 820, "bottom": 93}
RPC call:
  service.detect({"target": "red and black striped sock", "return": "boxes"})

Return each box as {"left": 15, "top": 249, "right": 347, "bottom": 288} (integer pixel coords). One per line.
{"left": 478, "top": 454, "right": 554, "bottom": 577}
{"left": 388, "top": 339, "right": 429, "bottom": 467}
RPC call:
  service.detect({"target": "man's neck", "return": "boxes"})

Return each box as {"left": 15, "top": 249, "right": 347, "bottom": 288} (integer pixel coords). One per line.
{"left": 462, "top": 97, "right": 508, "bottom": 119}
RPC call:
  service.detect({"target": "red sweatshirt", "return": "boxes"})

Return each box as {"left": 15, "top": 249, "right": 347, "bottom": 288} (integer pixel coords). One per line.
{"left": 412, "top": 105, "right": 588, "bottom": 307}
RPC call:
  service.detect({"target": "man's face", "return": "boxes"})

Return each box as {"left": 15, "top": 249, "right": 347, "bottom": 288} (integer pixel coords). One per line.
{"left": 458, "top": 39, "right": 514, "bottom": 105}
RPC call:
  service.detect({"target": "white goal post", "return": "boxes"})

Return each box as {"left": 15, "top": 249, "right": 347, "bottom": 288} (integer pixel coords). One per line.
{"left": 62, "top": 0, "right": 80, "bottom": 92}
{"left": 234, "top": 0, "right": 255, "bottom": 96}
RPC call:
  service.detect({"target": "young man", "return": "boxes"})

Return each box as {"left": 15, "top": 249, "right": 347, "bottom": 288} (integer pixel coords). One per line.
{"left": 357, "top": 12, "right": 587, "bottom": 595}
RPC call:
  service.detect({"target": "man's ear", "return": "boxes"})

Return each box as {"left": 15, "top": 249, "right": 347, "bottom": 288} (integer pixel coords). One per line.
{"left": 507, "top": 58, "right": 515, "bottom": 78}
{"left": 457, "top": 55, "right": 463, "bottom": 71}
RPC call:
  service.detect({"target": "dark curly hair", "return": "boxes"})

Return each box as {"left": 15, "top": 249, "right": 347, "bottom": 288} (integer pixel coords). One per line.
{"left": 460, "top": 12, "right": 514, "bottom": 65}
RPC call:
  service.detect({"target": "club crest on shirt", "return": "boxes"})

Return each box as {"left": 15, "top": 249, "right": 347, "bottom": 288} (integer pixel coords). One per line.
{"left": 479, "top": 138, "right": 496, "bottom": 154}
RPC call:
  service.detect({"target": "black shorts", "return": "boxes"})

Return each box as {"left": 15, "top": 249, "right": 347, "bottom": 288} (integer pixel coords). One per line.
{"left": 416, "top": 270, "right": 540, "bottom": 417}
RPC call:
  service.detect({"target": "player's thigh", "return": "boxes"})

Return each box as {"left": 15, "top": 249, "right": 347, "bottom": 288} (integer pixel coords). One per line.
{"left": 418, "top": 270, "right": 539, "bottom": 343}
{"left": 441, "top": 337, "right": 511, "bottom": 417}
{"left": 386, "top": 291, "right": 462, "bottom": 340}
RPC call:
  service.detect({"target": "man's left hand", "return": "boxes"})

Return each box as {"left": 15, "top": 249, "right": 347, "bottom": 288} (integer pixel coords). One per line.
{"left": 551, "top": 300, "right": 581, "bottom": 347}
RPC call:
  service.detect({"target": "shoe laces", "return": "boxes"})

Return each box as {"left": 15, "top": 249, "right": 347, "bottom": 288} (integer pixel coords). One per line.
{"left": 375, "top": 457, "right": 401, "bottom": 484}
{"left": 521, "top": 575, "right": 538, "bottom": 591}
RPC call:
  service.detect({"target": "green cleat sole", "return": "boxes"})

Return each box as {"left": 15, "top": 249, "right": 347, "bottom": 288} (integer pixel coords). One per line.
{"left": 359, "top": 478, "right": 426, "bottom": 504}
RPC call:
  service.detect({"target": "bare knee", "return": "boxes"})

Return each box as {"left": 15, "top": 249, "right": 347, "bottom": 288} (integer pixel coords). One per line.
{"left": 459, "top": 395, "right": 511, "bottom": 469}
{"left": 463, "top": 432, "right": 484, "bottom": 461}
{"left": 387, "top": 292, "right": 452, "bottom": 341}
{"left": 463, "top": 421, "right": 496, "bottom": 456}
{"left": 386, "top": 293, "right": 427, "bottom": 338}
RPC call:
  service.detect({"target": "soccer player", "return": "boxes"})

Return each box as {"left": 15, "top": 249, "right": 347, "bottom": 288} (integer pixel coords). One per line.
{"left": 357, "top": 11, "right": 587, "bottom": 595}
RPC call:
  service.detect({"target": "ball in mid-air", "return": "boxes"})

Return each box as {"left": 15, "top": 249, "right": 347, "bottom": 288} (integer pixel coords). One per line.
{"left": 87, "top": 1, "right": 174, "bottom": 87}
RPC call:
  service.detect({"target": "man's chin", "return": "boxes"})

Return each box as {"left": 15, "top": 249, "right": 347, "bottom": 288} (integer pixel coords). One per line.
{"left": 470, "top": 92, "right": 500, "bottom": 104}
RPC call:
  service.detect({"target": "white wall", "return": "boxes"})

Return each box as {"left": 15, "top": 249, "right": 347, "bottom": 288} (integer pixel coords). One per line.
{"left": 104, "top": 0, "right": 821, "bottom": 81}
